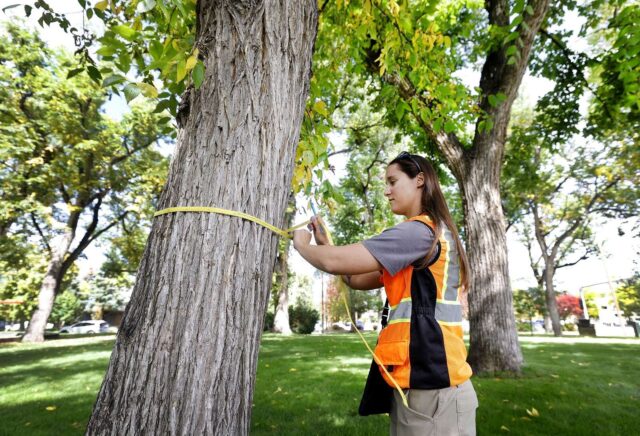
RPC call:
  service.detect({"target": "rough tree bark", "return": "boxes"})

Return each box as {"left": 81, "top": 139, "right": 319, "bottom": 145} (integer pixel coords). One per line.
{"left": 86, "top": 2, "right": 317, "bottom": 435}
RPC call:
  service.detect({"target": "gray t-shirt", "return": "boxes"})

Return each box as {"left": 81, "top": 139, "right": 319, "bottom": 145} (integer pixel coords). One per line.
{"left": 362, "top": 221, "right": 436, "bottom": 276}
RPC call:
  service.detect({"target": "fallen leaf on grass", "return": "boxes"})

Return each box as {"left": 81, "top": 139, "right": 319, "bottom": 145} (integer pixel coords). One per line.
{"left": 45, "top": 406, "right": 57, "bottom": 411}
{"left": 289, "top": 368, "right": 297, "bottom": 372}
{"left": 500, "top": 425, "right": 510, "bottom": 432}
{"left": 526, "top": 407, "right": 539, "bottom": 417}
{"left": 550, "top": 374, "right": 560, "bottom": 378}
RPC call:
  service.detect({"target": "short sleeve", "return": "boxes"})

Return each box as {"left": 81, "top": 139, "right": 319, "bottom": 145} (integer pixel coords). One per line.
{"left": 362, "top": 221, "right": 435, "bottom": 276}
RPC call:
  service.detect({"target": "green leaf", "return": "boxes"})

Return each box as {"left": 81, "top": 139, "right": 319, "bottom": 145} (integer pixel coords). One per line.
{"left": 153, "top": 99, "right": 171, "bottom": 113}
{"left": 149, "top": 39, "right": 164, "bottom": 60}
{"left": 444, "top": 120, "right": 456, "bottom": 134}
{"left": 95, "top": 0, "right": 109, "bottom": 11}
{"left": 525, "top": 5, "right": 534, "bottom": 15}
{"left": 395, "top": 102, "right": 405, "bottom": 120}
{"left": 511, "top": 16, "right": 523, "bottom": 29}
{"left": 1, "top": 4, "right": 20, "bottom": 13}
{"left": 96, "top": 45, "right": 117, "bottom": 57}
{"left": 102, "top": 75, "right": 126, "bottom": 87}
{"left": 24, "top": 5, "right": 32, "bottom": 16}
{"left": 123, "top": 83, "right": 141, "bottom": 103}
{"left": 67, "top": 68, "right": 84, "bottom": 79}
{"left": 112, "top": 25, "right": 137, "bottom": 41}
{"left": 192, "top": 61, "right": 205, "bottom": 89}
{"left": 86, "top": 66, "right": 103, "bottom": 84}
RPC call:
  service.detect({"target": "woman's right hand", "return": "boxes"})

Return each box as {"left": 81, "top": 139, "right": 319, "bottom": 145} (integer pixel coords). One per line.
{"left": 308, "top": 215, "right": 330, "bottom": 246}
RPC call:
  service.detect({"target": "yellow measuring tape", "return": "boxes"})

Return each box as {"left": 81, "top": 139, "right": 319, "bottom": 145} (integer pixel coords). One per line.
{"left": 154, "top": 206, "right": 310, "bottom": 238}
{"left": 154, "top": 205, "right": 409, "bottom": 408}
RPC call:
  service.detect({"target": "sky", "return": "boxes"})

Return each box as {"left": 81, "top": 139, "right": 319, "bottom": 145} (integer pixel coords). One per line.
{"left": 3, "top": 2, "right": 637, "bottom": 305}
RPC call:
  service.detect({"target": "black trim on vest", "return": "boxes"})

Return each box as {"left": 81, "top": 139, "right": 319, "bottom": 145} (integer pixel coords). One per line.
{"left": 408, "top": 267, "right": 451, "bottom": 389}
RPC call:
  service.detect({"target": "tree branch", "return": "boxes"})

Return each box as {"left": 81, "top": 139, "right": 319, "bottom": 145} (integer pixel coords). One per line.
{"left": 30, "top": 212, "right": 52, "bottom": 255}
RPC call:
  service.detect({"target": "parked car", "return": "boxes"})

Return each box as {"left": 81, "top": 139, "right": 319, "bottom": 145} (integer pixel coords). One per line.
{"left": 59, "top": 320, "right": 109, "bottom": 334}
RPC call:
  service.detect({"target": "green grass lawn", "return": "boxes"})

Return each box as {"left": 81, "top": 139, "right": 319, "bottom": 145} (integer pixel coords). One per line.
{"left": 0, "top": 334, "right": 638, "bottom": 435}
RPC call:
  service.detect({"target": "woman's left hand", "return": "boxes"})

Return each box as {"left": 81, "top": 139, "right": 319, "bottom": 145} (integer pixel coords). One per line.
{"left": 292, "top": 229, "right": 312, "bottom": 250}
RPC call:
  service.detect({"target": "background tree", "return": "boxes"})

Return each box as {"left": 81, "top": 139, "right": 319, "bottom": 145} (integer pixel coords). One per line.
{"left": 312, "top": 0, "right": 564, "bottom": 373}
{"left": 556, "top": 294, "right": 583, "bottom": 321}
{"left": 501, "top": 0, "right": 640, "bottom": 336}
{"left": 616, "top": 272, "right": 640, "bottom": 318}
{"left": 271, "top": 194, "right": 295, "bottom": 335}
{"left": 0, "top": 24, "right": 170, "bottom": 342}
{"left": 327, "top": 109, "right": 400, "bottom": 329}
{"left": 512, "top": 286, "right": 546, "bottom": 333}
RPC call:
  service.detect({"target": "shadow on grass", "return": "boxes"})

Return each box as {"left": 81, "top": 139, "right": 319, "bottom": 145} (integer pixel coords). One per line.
{"left": 0, "top": 339, "right": 115, "bottom": 367}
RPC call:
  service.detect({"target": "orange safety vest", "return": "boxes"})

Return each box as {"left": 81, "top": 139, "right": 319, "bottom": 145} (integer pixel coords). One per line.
{"left": 374, "top": 214, "right": 472, "bottom": 389}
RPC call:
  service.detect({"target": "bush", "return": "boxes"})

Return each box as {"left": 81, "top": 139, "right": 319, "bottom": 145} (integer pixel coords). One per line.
{"left": 563, "top": 322, "right": 576, "bottom": 332}
{"left": 517, "top": 321, "right": 533, "bottom": 332}
{"left": 288, "top": 303, "right": 319, "bottom": 334}
{"left": 263, "top": 311, "right": 274, "bottom": 332}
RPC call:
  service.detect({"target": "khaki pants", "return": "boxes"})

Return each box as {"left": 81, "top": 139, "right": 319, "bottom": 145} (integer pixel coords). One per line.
{"left": 390, "top": 380, "right": 478, "bottom": 436}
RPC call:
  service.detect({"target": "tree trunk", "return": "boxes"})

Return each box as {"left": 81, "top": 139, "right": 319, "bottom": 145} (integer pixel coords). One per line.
{"left": 273, "top": 273, "right": 292, "bottom": 334}
{"left": 22, "top": 228, "right": 75, "bottom": 343}
{"left": 273, "top": 195, "right": 294, "bottom": 335}
{"left": 461, "top": 152, "right": 523, "bottom": 373}
{"left": 543, "top": 264, "right": 562, "bottom": 336}
{"left": 86, "top": 2, "right": 317, "bottom": 435}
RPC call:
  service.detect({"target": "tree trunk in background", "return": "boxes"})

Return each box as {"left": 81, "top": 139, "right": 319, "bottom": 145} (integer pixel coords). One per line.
{"left": 22, "top": 214, "right": 78, "bottom": 343}
{"left": 459, "top": 151, "right": 523, "bottom": 373}
{"left": 273, "top": 194, "right": 295, "bottom": 335}
{"left": 543, "top": 262, "right": 562, "bottom": 336}
{"left": 86, "top": 2, "right": 317, "bottom": 435}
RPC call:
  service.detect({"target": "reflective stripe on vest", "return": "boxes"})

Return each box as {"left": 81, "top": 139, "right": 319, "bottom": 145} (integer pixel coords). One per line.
{"left": 441, "top": 228, "right": 461, "bottom": 302}
{"left": 435, "top": 300, "right": 462, "bottom": 324}
{"left": 388, "top": 297, "right": 411, "bottom": 325}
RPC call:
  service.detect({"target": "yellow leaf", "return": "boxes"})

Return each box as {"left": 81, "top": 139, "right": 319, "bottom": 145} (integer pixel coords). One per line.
{"left": 312, "top": 100, "right": 328, "bottom": 117}
{"left": 45, "top": 406, "right": 57, "bottom": 411}
{"left": 501, "top": 425, "right": 510, "bottom": 432}
{"left": 137, "top": 82, "right": 158, "bottom": 98}
{"left": 389, "top": 0, "right": 400, "bottom": 16}
{"left": 95, "top": 0, "right": 109, "bottom": 11}
{"left": 176, "top": 59, "right": 187, "bottom": 82}
{"left": 26, "top": 157, "right": 44, "bottom": 166}
{"left": 289, "top": 368, "right": 297, "bottom": 372}
{"left": 526, "top": 407, "right": 539, "bottom": 417}
{"left": 186, "top": 52, "right": 198, "bottom": 72}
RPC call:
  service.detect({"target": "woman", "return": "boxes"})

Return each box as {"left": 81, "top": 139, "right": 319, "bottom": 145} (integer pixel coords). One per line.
{"left": 293, "top": 152, "right": 478, "bottom": 436}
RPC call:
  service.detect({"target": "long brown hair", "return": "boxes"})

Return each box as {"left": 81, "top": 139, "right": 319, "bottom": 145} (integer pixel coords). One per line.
{"left": 388, "top": 153, "right": 469, "bottom": 289}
